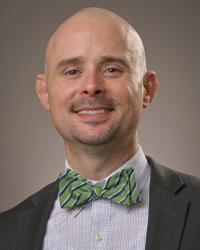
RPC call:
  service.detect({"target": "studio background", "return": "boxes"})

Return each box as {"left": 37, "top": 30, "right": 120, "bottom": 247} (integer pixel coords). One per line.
{"left": 0, "top": 0, "right": 199, "bottom": 212}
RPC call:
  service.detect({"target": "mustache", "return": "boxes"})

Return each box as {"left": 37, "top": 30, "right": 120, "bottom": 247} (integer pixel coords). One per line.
{"left": 70, "top": 97, "right": 118, "bottom": 111}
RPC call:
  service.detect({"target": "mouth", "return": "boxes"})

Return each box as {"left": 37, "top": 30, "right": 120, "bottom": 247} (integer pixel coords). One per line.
{"left": 73, "top": 107, "right": 114, "bottom": 123}
{"left": 76, "top": 108, "right": 114, "bottom": 115}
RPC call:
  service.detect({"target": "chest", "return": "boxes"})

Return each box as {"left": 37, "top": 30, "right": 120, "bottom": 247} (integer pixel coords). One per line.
{"left": 43, "top": 188, "right": 149, "bottom": 250}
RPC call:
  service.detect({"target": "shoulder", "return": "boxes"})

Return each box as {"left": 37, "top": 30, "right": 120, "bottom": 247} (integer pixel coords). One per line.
{"left": 146, "top": 156, "right": 200, "bottom": 248}
{"left": 0, "top": 180, "right": 58, "bottom": 247}
{"left": 147, "top": 156, "right": 200, "bottom": 197}
{"left": 0, "top": 179, "right": 58, "bottom": 224}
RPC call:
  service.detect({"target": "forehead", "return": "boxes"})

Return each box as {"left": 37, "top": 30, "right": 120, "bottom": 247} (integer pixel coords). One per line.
{"left": 46, "top": 16, "right": 131, "bottom": 69}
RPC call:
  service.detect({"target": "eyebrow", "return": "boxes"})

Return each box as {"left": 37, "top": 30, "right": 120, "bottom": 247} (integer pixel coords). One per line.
{"left": 99, "top": 56, "right": 131, "bottom": 69}
{"left": 56, "top": 57, "right": 84, "bottom": 71}
{"left": 55, "top": 55, "right": 131, "bottom": 72}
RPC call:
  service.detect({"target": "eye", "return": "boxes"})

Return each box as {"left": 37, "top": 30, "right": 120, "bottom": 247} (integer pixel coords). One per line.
{"left": 65, "top": 69, "right": 78, "bottom": 75}
{"left": 105, "top": 68, "right": 119, "bottom": 73}
{"left": 103, "top": 67, "right": 122, "bottom": 77}
{"left": 64, "top": 68, "right": 81, "bottom": 78}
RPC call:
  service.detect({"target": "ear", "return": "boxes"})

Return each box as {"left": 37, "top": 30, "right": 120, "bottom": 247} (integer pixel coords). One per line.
{"left": 142, "top": 71, "right": 159, "bottom": 109}
{"left": 35, "top": 74, "right": 50, "bottom": 111}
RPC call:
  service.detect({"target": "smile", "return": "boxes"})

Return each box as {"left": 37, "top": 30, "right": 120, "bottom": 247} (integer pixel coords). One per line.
{"left": 77, "top": 109, "right": 113, "bottom": 115}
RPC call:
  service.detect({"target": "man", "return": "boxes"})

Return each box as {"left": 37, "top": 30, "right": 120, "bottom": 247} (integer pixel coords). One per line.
{"left": 0, "top": 7, "right": 200, "bottom": 250}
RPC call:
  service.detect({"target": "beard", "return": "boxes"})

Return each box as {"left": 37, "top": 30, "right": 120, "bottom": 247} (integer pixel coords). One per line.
{"left": 63, "top": 97, "right": 119, "bottom": 145}
{"left": 53, "top": 96, "right": 139, "bottom": 147}
{"left": 65, "top": 119, "right": 121, "bottom": 146}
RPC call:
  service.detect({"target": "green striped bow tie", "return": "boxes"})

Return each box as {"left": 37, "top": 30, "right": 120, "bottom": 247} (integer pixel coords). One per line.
{"left": 59, "top": 167, "right": 141, "bottom": 209}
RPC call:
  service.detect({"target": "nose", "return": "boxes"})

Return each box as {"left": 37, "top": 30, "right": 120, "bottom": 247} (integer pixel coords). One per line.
{"left": 80, "top": 71, "right": 105, "bottom": 97}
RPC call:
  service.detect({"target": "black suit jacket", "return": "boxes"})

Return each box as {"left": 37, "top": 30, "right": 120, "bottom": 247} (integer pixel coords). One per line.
{"left": 1, "top": 157, "right": 200, "bottom": 250}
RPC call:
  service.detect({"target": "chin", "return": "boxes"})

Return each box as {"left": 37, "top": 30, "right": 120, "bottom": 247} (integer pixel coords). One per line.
{"left": 58, "top": 122, "right": 121, "bottom": 146}
{"left": 72, "top": 128, "right": 119, "bottom": 146}
{"left": 75, "top": 135, "right": 112, "bottom": 145}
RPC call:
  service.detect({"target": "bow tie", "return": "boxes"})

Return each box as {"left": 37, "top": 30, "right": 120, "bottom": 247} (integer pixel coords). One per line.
{"left": 59, "top": 167, "right": 141, "bottom": 209}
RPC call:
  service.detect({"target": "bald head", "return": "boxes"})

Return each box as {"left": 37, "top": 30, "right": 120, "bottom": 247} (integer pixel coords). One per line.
{"left": 45, "top": 7, "right": 146, "bottom": 80}
{"left": 36, "top": 7, "right": 159, "bottom": 156}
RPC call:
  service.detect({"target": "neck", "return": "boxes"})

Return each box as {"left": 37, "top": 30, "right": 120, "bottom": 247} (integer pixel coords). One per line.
{"left": 64, "top": 135, "right": 139, "bottom": 180}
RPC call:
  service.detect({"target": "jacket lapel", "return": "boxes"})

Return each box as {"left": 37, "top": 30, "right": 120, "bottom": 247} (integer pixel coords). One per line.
{"left": 14, "top": 158, "right": 190, "bottom": 250}
{"left": 145, "top": 157, "right": 189, "bottom": 250}
{"left": 16, "top": 180, "right": 59, "bottom": 250}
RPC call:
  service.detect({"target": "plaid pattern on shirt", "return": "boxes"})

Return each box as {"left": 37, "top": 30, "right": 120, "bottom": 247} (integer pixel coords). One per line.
{"left": 43, "top": 147, "right": 150, "bottom": 250}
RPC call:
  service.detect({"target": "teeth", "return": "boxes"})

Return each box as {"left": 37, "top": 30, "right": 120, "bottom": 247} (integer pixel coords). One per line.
{"left": 78, "top": 109, "right": 110, "bottom": 115}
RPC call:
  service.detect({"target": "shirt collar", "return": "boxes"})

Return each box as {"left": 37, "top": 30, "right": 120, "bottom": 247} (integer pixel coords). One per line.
{"left": 62, "top": 146, "right": 150, "bottom": 217}
{"left": 64, "top": 145, "right": 150, "bottom": 193}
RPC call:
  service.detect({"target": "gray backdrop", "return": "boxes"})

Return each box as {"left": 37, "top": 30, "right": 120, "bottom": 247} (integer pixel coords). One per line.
{"left": 0, "top": 0, "right": 199, "bottom": 212}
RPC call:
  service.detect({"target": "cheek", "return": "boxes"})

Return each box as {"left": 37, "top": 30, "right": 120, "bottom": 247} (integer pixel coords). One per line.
{"left": 127, "top": 82, "right": 143, "bottom": 107}
{"left": 125, "top": 84, "right": 143, "bottom": 128}
{"left": 48, "top": 81, "right": 76, "bottom": 108}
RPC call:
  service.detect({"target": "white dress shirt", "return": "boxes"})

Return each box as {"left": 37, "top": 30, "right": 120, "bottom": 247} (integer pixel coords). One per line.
{"left": 43, "top": 146, "right": 150, "bottom": 250}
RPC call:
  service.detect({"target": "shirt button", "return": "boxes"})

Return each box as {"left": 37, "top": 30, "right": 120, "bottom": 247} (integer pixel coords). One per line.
{"left": 95, "top": 234, "right": 102, "bottom": 241}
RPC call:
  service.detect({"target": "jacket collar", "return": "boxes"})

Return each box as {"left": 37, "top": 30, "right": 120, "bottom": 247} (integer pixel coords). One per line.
{"left": 16, "top": 157, "right": 189, "bottom": 250}
{"left": 17, "top": 180, "right": 59, "bottom": 250}
{"left": 145, "top": 156, "right": 189, "bottom": 250}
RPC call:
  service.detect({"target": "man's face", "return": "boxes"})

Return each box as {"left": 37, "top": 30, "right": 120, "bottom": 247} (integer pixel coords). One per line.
{"left": 39, "top": 17, "right": 145, "bottom": 147}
